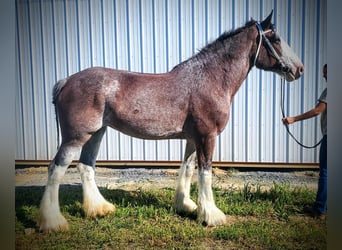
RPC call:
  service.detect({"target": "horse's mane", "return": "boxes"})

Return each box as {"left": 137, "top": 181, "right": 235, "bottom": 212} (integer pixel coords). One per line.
{"left": 214, "top": 19, "right": 256, "bottom": 44}
{"left": 172, "top": 19, "right": 257, "bottom": 71}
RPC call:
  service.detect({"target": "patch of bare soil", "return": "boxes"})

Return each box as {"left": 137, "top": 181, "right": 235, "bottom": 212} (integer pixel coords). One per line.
{"left": 15, "top": 166, "right": 319, "bottom": 191}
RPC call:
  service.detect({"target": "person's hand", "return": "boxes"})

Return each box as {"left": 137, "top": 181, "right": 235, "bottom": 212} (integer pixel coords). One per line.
{"left": 282, "top": 117, "right": 295, "bottom": 125}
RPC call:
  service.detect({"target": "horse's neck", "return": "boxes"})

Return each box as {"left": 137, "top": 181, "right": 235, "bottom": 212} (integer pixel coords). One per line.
{"left": 211, "top": 36, "right": 255, "bottom": 97}
{"left": 171, "top": 28, "right": 255, "bottom": 96}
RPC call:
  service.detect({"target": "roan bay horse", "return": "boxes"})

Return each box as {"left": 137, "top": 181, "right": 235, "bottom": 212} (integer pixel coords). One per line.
{"left": 39, "top": 11, "right": 304, "bottom": 232}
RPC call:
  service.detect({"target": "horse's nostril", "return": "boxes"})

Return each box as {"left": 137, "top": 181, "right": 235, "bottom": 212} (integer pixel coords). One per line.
{"left": 298, "top": 66, "right": 304, "bottom": 75}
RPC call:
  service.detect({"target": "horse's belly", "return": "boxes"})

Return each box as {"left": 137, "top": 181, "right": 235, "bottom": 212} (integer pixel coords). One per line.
{"left": 107, "top": 113, "right": 186, "bottom": 140}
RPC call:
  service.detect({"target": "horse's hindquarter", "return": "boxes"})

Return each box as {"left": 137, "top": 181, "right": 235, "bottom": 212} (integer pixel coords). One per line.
{"left": 104, "top": 70, "right": 190, "bottom": 139}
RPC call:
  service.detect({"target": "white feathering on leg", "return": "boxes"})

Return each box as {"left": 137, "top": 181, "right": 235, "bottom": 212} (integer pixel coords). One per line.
{"left": 77, "top": 163, "right": 115, "bottom": 217}
{"left": 38, "top": 164, "right": 69, "bottom": 232}
{"left": 197, "top": 169, "right": 226, "bottom": 226}
{"left": 174, "top": 153, "right": 197, "bottom": 213}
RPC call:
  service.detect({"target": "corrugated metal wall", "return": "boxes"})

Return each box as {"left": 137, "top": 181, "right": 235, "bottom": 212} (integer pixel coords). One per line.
{"left": 16, "top": 0, "right": 327, "bottom": 163}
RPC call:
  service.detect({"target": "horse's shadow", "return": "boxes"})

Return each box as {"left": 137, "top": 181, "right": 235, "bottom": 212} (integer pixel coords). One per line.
{"left": 15, "top": 185, "right": 178, "bottom": 229}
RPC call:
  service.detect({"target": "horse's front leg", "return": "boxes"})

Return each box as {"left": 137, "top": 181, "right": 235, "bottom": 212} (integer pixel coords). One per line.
{"left": 196, "top": 135, "right": 226, "bottom": 226}
{"left": 174, "top": 141, "right": 197, "bottom": 214}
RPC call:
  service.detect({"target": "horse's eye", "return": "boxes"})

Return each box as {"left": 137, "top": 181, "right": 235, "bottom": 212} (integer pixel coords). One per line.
{"left": 271, "top": 32, "right": 281, "bottom": 43}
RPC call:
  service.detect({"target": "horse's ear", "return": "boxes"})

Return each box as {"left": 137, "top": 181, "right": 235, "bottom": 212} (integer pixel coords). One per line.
{"left": 260, "top": 10, "right": 273, "bottom": 30}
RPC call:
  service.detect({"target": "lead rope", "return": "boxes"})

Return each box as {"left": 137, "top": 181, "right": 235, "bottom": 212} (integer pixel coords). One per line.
{"left": 280, "top": 78, "right": 322, "bottom": 149}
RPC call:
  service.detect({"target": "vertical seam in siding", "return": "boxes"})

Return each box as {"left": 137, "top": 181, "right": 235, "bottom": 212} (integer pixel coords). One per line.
{"left": 88, "top": 0, "right": 93, "bottom": 67}
{"left": 139, "top": 0, "right": 146, "bottom": 160}
{"left": 165, "top": 0, "right": 169, "bottom": 71}
{"left": 300, "top": 0, "right": 306, "bottom": 162}
{"left": 39, "top": 0, "right": 49, "bottom": 159}
{"left": 51, "top": 0, "right": 57, "bottom": 82}
{"left": 113, "top": 0, "right": 118, "bottom": 69}
{"left": 165, "top": 0, "right": 171, "bottom": 160}
{"left": 272, "top": 0, "right": 277, "bottom": 162}
{"left": 76, "top": 0, "right": 81, "bottom": 71}
{"left": 63, "top": 0, "right": 69, "bottom": 75}
{"left": 258, "top": 0, "right": 263, "bottom": 162}
{"left": 126, "top": 0, "right": 131, "bottom": 70}
{"left": 231, "top": 0, "right": 235, "bottom": 161}
{"left": 178, "top": 0, "right": 182, "bottom": 64}
{"left": 191, "top": 0, "right": 194, "bottom": 55}
{"left": 27, "top": 0, "right": 38, "bottom": 159}
{"left": 152, "top": 0, "right": 158, "bottom": 160}
{"left": 285, "top": 0, "right": 291, "bottom": 162}
{"left": 245, "top": 0, "right": 249, "bottom": 161}
{"left": 113, "top": 0, "right": 121, "bottom": 160}
{"left": 16, "top": 0, "right": 26, "bottom": 158}
{"left": 101, "top": 0, "right": 105, "bottom": 67}
{"left": 314, "top": 0, "right": 321, "bottom": 157}
{"left": 178, "top": 0, "right": 183, "bottom": 156}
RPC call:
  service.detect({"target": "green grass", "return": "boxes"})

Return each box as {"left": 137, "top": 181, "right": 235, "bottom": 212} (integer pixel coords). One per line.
{"left": 15, "top": 183, "right": 326, "bottom": 249}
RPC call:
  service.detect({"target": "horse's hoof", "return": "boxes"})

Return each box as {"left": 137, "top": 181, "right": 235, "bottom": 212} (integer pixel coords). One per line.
{"left": 197, "top": 203, "right": 227, "bottom": 227}
{"left": 84, "top": 200, "right": 116, "bottom": 218}
{"left": 173, "top": 197, "right": 198, "bottom": 214}
{"left": 38, "top": 214, "right": 69, "bottom": 233}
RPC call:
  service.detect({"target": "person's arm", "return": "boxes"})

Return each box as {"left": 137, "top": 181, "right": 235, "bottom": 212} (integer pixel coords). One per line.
{"left": 282, "top": 101, "right": 326, "bottom": 125}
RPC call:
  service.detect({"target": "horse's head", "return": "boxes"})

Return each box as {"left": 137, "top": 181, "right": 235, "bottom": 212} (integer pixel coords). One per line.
{"left": 253, "top": 10, "right": 304, "bottom": 82}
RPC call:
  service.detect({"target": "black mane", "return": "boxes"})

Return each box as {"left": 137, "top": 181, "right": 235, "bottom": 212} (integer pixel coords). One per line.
{"left": 172, "top": 19, "right": 257, "bottom": 71}
{"left": 215, "top": 19, "right": 257, "bottom": 44}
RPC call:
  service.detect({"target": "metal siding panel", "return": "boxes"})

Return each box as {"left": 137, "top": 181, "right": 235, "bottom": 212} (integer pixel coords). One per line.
{"left": 180, "top": 0, "right": 193, "bottom": 60}
{"left": 287, "top": 0, "right": 304, "bottom": 162}
{"left": 30, "top": 1, "right": 48, "bottom": 160}
{"left": 273, "top": 0, "right": 289, "bottom": 163}
{"left": 77, "top": 0, "right": 92, "bottom": 70}
{"left": 153, "top": 0, "right": 165, "bottom": 73}
{"left": 193, "top": 0, "right": 206, "bottom": 51}
{"left": 102, "top": 0, "right": 117, "bottom": 68}
{"left": 65, "top": 0, "right": 80, "bottom": 75}
{"left": 166, "top": 0, "right": 179, "bottom": 70}
{"left": 302, "top": 1, "right": 317, "bottom": 162}
{"left": 53, "top": 0, "right": 68, "bottom": 79}
{"left": 19, "top": 1, "right": 37, "bottom": 160}
{"left": 15, "top": 3, "right": 25, "bottom": 159}
{"left": 41, "top": 0, "right": 58, "bottom": 159}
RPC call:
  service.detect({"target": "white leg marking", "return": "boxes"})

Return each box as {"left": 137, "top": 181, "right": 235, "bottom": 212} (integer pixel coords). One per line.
{"left": 174, "top": 152, "right": 197, "bottom": 213}
{"left": 197, "top": 169, "right": 226, "bottom": 226}
{"left": 77, "top": 163, "right": 115, "bottom": 217}
{"left": 39, "top": 164, "right": 69, "bottom": 232}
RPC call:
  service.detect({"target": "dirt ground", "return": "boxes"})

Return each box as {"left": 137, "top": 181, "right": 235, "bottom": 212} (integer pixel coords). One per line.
{"left": 15, "top": 166, "right": 319, "bottom": 192}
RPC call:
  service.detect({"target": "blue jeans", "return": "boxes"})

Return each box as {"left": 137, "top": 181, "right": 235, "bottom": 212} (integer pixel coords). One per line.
{"left": 314, "top": 135, "right": 327, "bottom": 214}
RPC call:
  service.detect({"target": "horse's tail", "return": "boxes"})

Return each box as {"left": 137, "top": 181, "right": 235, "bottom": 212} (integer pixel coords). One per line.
{"left": 52, "top": 78, "right": 68, "bottom": 149}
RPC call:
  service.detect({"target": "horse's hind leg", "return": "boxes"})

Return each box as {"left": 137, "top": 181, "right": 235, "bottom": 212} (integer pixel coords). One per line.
{"left": 76, "top": 127, "right": 115, "bottom": 218}
{"left": 173, "top": 141, "right": 197, "bottom": 214}
{"left": 39, "top": 142, "right": 82, "bottom": 232}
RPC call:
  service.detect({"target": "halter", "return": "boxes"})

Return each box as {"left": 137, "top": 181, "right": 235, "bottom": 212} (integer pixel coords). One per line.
{"left": 254, "top": 23, "right": 290, "bottom": 74}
